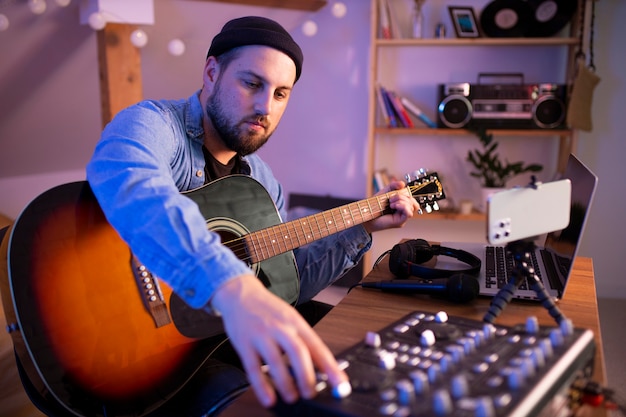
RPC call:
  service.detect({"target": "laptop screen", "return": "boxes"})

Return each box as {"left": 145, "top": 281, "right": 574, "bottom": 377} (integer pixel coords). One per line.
{"left": 542, "top": 154, "right": 598, "bottom": 287}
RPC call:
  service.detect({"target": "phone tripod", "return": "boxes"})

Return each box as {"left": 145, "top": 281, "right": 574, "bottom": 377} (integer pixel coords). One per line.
{"left": 483, "top": 238, "right": 567, "bottom": 326}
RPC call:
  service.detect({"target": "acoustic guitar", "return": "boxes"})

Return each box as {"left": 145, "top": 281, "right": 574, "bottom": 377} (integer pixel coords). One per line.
{"left": 5, "top": 173, "right": 444, "bottom": 416}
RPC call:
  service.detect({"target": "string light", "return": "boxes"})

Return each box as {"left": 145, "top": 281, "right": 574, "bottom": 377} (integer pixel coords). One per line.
{"left": 0, "top": 13, "right": 8, "bottom": 31}
{"left": 302, "top": 19, "right": 317, "bottom": 37}
{"left": 331, "top": 2, "right": 347, "bottom": 19}
{"left": 28, "top": 0, "right": 46, "bottom": 15}
{"left": 55, "top": 0, "right": 71, "bottom": 7}
{"left": 87, "top": 11, "right": 106, "bottom": 30}
{"left": 130, "top": 28, "right": 148, "bottom": 48}
{"left": 168, "top": 38, "right": 185, "bottom": 56}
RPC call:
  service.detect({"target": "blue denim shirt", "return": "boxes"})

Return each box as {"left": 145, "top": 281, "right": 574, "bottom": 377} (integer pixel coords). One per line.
{"left": 86, "top": 91, "right": 371, "bottom": 309}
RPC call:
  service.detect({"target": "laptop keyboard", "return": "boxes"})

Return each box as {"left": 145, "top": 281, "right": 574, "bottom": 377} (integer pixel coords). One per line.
{"left": 540, "top": 249, "right": 568, "bottom": 293}
{"left": 485, "top": 246, "right": 544, "bottom": 290}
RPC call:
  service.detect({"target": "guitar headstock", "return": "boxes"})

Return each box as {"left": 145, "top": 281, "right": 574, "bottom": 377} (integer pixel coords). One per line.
{"left": 405, "top": 170, "right": 446, "bottom": 215}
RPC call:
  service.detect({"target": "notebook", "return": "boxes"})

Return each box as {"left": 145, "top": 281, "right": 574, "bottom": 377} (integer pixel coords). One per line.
{"left": 441, "top": 154, "right": 598, "bottom": 301}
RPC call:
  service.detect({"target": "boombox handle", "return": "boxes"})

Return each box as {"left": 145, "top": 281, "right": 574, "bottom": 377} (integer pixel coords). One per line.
{"left": 477, "top": 72, "right": 524, "bottom": 85}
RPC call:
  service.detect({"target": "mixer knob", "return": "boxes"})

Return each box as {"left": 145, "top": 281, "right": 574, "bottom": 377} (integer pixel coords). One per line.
{"left": 421, "top": 329, "right": 436, "bottom": 346}
{"left": 467, "top": 330, "right": 485, "bottom": 347}
{"left": 502, "top": 367, "right": 524, "bottom": 390}
{"left": 378, "top": 350, "right": 396, "bottom": 370}
{"left": 331, "top": 381, "right": 352, "bottom": 399}
{"left": 530, "top": 347, "right": 546, "bottom": 368}
{"left": 410, "top": 370, "right": 429, "bottom": 394}
{"left": 511, "top": 356, "right": 535, "bottom": 379}
{"left": 549, "top": 328, "right": 564, "bottom": 347}
{"left": 458, "top": 337, "right": 476, "bottom": 355}
{"left": 483, "top": 323, "right": 496, "bottom": 340}
{"left": 432, "top": 389, "right": 453, "bottom": 416}
{"left": 450, "top": 374, "right": 469, "bottom": 399}
{"left": 539, "top": 338, "right": 554, "bottom": 359}
{"left": 525, "top": 316, "right": 539, "bottom": 334}
{"left": 560, "top": 318, "right": 574, "bottom": 336}
{"left": 445, "top": 345, "right": 465, "bottom": 363}
{"left": 474, "top": 396, "right": 496, "bottom": 417}
{"left": 439, "top": 353, "right": 454, "bottom": 373}
{"left": 435, "top": 311, "right": 449, "bottom": 323}
{"left": 396, "top": 379, "right": 415, "bottom": 405}
{"left": 427, "top": 362, "right": 441, "bottom": 384}
{"left": 365, "top": 331, "right": 381, "bottom": 348}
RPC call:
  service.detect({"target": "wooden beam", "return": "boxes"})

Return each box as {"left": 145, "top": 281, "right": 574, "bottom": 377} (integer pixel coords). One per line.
{"left": 193, "top": 0, "right": 327, "bottom": 11}
{"left": 96, "top": 23, "right": 143, "bottom": 128}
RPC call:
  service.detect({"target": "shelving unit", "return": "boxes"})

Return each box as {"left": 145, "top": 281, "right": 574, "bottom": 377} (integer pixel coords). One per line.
{"left": 366, "top": 0, "right": 590, "bottom": 221}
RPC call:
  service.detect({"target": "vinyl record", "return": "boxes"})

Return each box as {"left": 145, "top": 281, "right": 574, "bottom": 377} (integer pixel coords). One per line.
{"left": 525, "top": 0, "right": 577, "bottom": 37}
{"left": 480, "top": 0, "right": 533, "bottom": 38}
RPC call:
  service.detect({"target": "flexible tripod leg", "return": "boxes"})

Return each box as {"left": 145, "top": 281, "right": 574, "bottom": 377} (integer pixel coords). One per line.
{"left": 483, "top": 240, "right": 567, "bottom": 325}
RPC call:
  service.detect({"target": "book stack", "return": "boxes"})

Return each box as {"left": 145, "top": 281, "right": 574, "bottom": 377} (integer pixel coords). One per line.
{"left": 376, "top": 84, "right": 436, "bottom": 129}
{"left": 373, "top": 168, "right": 393, "bottom": 192}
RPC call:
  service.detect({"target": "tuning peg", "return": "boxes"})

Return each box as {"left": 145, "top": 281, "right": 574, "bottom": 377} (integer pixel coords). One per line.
{"left": 414, "top": 168, "right": 427, "bottom": 179}
{"left": 432, "top": 201, "right": 440, "bottom": 211}
{"left": 425, "top": 204, "right": 433, "bottom": 214}
{"left": 405, "top": 168, "right": 429, "bottom": 182}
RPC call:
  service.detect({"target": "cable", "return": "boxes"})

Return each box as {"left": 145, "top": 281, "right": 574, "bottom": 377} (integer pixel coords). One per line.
{"left": 373, "top": 249, "right": 391, "bottom": 268}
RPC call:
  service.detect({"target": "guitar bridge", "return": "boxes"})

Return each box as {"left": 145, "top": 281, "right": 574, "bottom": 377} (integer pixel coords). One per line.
{"left": 131, "top": 255, "right": 172, "bottom": 328}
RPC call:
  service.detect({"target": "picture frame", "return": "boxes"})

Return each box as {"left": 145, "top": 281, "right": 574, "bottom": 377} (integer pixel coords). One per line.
{"left": 448, "top": 6, "right": 480, "bottom": 38}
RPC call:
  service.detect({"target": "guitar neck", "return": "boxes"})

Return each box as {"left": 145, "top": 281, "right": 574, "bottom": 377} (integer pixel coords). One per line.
{"left": 242, "top": 192, "right": 393, "bottom": 264}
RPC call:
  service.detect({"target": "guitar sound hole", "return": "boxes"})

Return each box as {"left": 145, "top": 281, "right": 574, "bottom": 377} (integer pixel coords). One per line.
{"left": 206, "top": 217, "right": 257, "bottom": 272}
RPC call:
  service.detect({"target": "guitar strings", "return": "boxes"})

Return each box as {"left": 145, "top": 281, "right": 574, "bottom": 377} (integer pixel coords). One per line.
{"left": 221, "top": 180, "right": 441, "bottom": 267}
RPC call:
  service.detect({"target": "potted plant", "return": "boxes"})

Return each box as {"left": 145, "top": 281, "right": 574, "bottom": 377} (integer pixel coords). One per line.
{"left": 466, "top": 128, "right": 543, "bottom": 211}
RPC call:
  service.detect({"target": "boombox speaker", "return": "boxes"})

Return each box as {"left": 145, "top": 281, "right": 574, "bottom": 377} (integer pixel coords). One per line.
{"left": 437, "top": 73, "right": 567, "bottom": 129}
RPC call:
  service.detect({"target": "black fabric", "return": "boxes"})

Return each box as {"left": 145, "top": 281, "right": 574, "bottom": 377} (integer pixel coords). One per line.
{"left": 202, "top": 146, "right": 251, "bottom": 184}
{"left": 207, "top": 16, "right": 303, "bottom": 82}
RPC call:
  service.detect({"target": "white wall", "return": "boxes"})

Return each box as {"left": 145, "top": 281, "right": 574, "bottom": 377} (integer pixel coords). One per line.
{"left": 0, "top": 0, "right": 624, "bottom": 298}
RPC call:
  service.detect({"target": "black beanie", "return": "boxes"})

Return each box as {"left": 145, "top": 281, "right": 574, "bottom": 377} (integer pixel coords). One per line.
{"left": 207, "top": 16, "right": 303, "bottom": 82}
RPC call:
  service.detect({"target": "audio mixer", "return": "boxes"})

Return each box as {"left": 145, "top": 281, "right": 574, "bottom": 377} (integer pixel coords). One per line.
{"left": 273, "top": 310, "right": 595, "bottom": 417}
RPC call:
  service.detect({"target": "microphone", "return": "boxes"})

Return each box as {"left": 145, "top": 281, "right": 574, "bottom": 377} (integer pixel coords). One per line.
{"left": 361, "top": 273, "right": 479, "bottom": 303}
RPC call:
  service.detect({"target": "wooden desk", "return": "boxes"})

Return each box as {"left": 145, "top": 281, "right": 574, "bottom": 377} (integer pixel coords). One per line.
{"left": 222, "top": 256, "right": 606, "bottom": 416}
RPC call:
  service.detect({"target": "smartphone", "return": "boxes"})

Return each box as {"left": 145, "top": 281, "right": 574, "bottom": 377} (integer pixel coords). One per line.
{"left": 487, "top": 179, "right": 571, "bottom": 245}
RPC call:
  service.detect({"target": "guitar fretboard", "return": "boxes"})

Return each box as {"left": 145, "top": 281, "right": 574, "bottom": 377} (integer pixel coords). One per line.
{"left": 222, "top": 176, "right": 443, "bottom": 267}
{"left": 245, "top": 194, "right": 390, "bottom": 264}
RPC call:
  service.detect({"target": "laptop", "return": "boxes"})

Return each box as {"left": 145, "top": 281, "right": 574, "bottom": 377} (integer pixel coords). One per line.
{"left": 441, "top": 154, "right": 598, "bottom": 301}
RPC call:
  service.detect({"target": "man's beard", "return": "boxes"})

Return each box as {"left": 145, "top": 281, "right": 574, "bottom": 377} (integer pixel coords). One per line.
{"left": 206, "top": 85, "right": 271, "bottom": 156}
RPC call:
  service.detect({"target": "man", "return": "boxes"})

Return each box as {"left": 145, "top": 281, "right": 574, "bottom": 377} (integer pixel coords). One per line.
{"left": 86, "top": 16, "right": 419, "bottom": 414}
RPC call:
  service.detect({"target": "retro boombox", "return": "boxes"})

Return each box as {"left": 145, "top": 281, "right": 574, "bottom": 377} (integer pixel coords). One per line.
{"left": 437, "top": 74, "right": 567, "bottom": 129}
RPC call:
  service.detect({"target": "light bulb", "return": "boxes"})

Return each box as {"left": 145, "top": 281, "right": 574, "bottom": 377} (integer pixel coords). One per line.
{"left": 130, "top": 29, "right": 148, "bottom": 48}
{"left": 28, "top": 0, "right": 47, "bottom": 15}
{"left": 302, "top": 20, "right": 317, "bottom": 37}
{"left": 88, "top": 12, "right": 106, "bottom": 30}
{"left": 0, "top": 14, "right": 9, "bottom": 31}
{"left": 332, "top": 2, "right": 347, "bottom": 19}
{"left": 168, "top": 39, "right": 186, "bottom": 56}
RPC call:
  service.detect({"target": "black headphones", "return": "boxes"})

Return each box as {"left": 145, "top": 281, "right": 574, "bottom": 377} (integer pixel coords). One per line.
{"left": 388, "top": 239, "right": 481, "bottom": 280}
